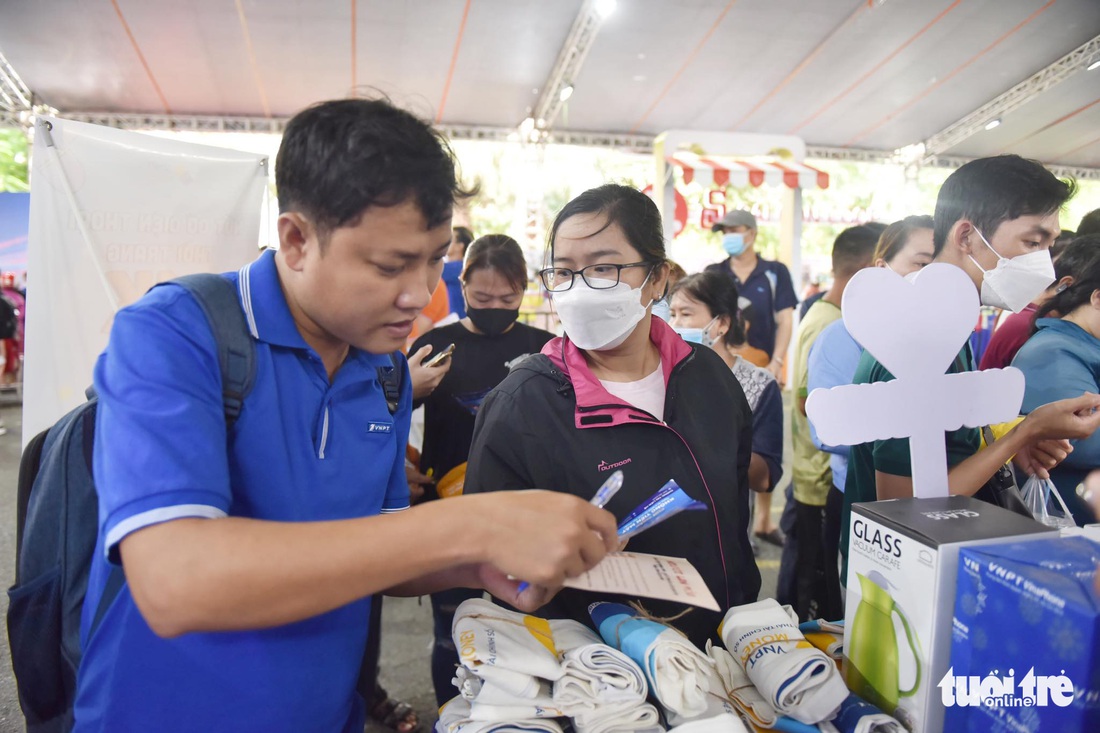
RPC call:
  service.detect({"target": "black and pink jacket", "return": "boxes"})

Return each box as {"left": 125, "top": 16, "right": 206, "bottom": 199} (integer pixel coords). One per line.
{"left": 466, "top": 317, "right": 760, "bottom": 646}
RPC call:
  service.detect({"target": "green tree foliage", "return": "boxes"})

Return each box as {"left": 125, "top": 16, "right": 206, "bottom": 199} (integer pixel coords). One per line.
{"left": 0, "top": 128, "right": 30, "bottom": 192}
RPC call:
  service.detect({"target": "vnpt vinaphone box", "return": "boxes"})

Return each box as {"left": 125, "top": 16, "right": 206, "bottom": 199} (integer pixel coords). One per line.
{"left": 844, "top": 497, "right": 1053, "bottom": 733}
{"left": 946, "top": 536, "right": 1100, "bottom": 732}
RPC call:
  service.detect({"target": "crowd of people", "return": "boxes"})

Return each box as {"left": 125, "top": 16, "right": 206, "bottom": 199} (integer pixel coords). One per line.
{"left": 18, "top": 96, "right": 1100, "bottom": 732}
{"left": 0, "top": 270, "right": 25, "bottom": 435}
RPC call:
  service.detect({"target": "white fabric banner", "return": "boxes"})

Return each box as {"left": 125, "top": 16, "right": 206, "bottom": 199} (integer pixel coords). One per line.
{"left": 23, "top": 117, "right": 268, "bottom": 443}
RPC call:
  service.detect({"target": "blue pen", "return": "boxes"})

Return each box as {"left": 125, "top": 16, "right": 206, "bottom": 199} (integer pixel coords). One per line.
{"left": 517, "top": 470, "right": 624, "bottom": 594}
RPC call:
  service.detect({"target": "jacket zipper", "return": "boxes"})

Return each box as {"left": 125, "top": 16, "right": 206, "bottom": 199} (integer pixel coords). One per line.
{"left": 563, "top": 350, "right": 733, "bottom": 610}
{"left": 661, "top": 352, "right": 733, "bottom": 610}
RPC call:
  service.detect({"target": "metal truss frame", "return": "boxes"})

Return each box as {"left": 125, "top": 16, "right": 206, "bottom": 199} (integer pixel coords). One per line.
{"left": 923, "top": 33, "right": 1100, "bottom": 158}
{"left": 0, "top": 49, "right": 32, "bottom": 113}
{"left": 530, "top": 0, "right": 609, "bottom": 130}
{"left": 2, "top": 113, "right": 1097, "bottom": 180}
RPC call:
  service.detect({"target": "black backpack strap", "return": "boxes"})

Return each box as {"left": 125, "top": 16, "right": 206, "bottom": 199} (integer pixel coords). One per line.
{"left": 378, "top": 352, "right": 403, "bottom": 415}
{"left": 14, "top": 429, "right": 50, "bottom": 575}
{"left": 171, "top": 274, "right": 257, "bottom": 427}
{"left": 83, "top": 275, "right": 260, "bottom": 632}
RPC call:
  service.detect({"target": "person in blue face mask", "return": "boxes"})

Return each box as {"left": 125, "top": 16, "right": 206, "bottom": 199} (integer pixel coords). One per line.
{"left": 705, "top": 210, "right": 797, "bottom": 383}
{"left": 705, "top": 209, "right": 797, "bottom": 545}
{"left": 669, "top": 271, "right": 783, "bottom": 499}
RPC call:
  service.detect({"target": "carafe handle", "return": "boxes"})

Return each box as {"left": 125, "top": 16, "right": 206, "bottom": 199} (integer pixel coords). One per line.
{"left": 894, "top": 606, "right": 922, "bottom": 697}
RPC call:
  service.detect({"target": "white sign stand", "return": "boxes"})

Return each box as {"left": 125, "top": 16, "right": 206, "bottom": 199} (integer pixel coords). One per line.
{"left": 805, "top": 264, "right": 1024, "bottom": 498}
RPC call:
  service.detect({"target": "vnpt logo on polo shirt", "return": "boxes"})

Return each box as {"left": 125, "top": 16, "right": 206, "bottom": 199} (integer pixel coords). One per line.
{"left": 367, "top": 422, "right": 392, "bottom": 434}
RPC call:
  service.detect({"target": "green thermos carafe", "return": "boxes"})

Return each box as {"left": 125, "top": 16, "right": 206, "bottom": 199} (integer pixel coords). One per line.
{"left": 847, "top": 571, "right": 922, "bottom": 713}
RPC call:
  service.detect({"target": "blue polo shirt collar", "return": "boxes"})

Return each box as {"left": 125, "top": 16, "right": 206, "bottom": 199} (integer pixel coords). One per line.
{"left": 238, "top": 249, "right": 392, "bottom": 371}
{"left": 725, "top": 256, "right": 769, "bottom": 286}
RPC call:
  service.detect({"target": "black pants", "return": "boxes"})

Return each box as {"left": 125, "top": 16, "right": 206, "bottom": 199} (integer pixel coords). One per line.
{"left": 431, "top": 587, "right": 484, "bottom": 707}
{"left": 777, "top": 484, "right": 844, "bottom": 622}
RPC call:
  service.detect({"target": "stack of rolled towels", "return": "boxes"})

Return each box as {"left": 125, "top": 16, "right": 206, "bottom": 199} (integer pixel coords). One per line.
{"left": 439, "top": 598, "right": 662, "bottom": 733}
{"left": 436, "top": 597, "right": 901, "bottom": 733}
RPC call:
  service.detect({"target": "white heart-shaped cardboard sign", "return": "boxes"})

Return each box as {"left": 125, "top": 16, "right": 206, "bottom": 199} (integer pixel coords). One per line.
{"left": 841, "top": 263, "right": 977, "bottom": 380}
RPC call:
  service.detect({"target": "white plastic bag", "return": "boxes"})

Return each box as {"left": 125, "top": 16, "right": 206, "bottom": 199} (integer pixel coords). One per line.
{"left": 1020, "top": 475, "right": 1077, "bottom": 529}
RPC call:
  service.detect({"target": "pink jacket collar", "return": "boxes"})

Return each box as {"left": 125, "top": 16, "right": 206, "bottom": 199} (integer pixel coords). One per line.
{"left": 541, "top": 317, "right": 693, "bottom": 429}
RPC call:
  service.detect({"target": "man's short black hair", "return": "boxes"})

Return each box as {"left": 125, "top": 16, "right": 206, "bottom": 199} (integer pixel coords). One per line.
{"left": 832, "top": 224, "right": 881, "bottom": 278}
{"left": 1078, "top": 208, "right": 1100, "bottom": 237}
{"left": 452, "top": 226, "right": 475, "bottom": 252}
{"left": 275, "top": 97, "right": 475, "bottom": 241}
{"left": 933, "top": 155, "right": 1076, "bottom": 257}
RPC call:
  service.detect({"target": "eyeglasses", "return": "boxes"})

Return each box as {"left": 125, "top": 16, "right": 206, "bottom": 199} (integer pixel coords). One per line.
{"left": 538, "top": 262, "right": 652, "bottom": 292}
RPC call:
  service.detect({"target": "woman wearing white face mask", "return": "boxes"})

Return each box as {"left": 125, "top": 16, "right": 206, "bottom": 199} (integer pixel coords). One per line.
{"left": 466, "top": 184, "right": 760, "bottom": 648}
{"left": 669, "top": 271, "right": 783, "bottom": 496}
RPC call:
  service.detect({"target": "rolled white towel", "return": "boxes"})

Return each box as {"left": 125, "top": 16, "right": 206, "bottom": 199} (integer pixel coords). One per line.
{"left": 455, "top": 669, "right": 557, "bottom": 709}
{"left": 436, "top": 696, "right": 565, "bottom": 733}
{"left": 590, "top": 602, "right": 717, "bottom": 719}
{"left": 704, "top": 641, "right": 778, "bottom": 729}
{"left": 662, "top": 653, "right": 742, "bottom": 729}
{"left": 552, "top": 635, "right": 657, "bottom": 733}
{"left": 552, "top": 643, "right": 648, "bottom": 711}
{"left": 718, "top": 599, "right": 848, "bottom": 725}
{"left": 453, "top": 599, "right": 566, "bottom": 687}
{"left": 569, "top": 700, "right": 664, "bottom": 733}
{"left": 467, "top": 699, "right": 564, "bottom": 723}
{"left": 666, "top": 713, "right": 748, "bottom": 733}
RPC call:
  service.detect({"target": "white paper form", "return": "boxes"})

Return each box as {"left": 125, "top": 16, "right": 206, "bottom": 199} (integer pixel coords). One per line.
{"left": 562, "top": 552, "right": 720, "bottom": 611}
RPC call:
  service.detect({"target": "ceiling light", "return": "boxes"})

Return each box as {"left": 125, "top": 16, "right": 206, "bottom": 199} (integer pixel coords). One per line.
{"left": 984, "top": 119, "right": 1002, "bottom": 131}
{"left": 1088, "top": 59, "right": 1100, "bottom": 71}
{"left": 594, "top": 0, "right": 617, "bottom": 19}
{"left": 559, "top": 84, "right": 574, "bottom": 103}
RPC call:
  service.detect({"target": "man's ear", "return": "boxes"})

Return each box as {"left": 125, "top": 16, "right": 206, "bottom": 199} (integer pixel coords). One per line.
{"left": 951, "top": 220, "right": 977, "bottom": 256}
{"left": 278, "top": 213, "right": 315, "bottom": 271}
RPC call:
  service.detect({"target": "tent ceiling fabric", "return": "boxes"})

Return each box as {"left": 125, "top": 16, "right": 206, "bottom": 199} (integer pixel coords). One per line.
{"left": 1, "top": 0, "right": 1099, "bottom": 166}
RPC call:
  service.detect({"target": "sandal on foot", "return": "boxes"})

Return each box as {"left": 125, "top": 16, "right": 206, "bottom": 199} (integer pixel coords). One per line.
{"left": 369, "top": 686, "right": 424, "bottom": 733}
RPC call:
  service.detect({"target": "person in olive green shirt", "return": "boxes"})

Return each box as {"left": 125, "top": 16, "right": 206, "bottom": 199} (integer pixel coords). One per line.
{"left": 778, "top": 224, "right": 881, "bottom": 621}
{"left": 842, "top": 155, "right": 1100, "bottom": 579}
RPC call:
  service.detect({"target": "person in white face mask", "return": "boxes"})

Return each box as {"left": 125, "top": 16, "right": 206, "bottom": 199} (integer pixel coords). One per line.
{"left": 843, "top": 156, "right": 1100, "bottom": 559}
{"left": 465, "top": 184, "right": 762, "bottom": 649}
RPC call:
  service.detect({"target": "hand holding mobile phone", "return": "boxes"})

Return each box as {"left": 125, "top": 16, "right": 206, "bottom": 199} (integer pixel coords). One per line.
{"left": 424, "top": 343, "right": 455, "bottom": 368}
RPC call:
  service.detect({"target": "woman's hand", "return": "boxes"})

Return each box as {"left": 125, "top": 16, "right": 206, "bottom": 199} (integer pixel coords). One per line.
{"left": 1022, "top": 393, "right": 1100, "bottom": 442}
{"left": 408, "top": 344, "right": 452, "bottom": 399}
{"left": 1013, "top": 439, "right": 1072, "bottom": 480}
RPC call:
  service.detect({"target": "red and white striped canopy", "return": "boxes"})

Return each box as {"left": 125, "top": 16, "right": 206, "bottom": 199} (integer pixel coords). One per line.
{"left": 667, "top": 153, "right": 830, "bottom": 190}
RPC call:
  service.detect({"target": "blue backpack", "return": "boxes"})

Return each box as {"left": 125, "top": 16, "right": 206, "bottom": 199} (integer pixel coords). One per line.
{"left": 7, "top": 274, "right": 404, "bottom": 732}
{"left": 7, "top": 274, "right": 257, "bottom": 732}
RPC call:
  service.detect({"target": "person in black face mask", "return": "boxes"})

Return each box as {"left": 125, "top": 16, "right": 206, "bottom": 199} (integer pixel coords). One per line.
{"left": 408, "top": 233, "right": 554, "bottom": 706}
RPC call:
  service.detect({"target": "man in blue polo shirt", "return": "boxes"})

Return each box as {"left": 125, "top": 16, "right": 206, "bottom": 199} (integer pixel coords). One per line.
{"left": 73, "top": 98, "right": 618, "bottom": 733}
{"left": 705, "top": 210, "right": 797, "bottom": 382}
{"left": 706, "top": 209, "right": 797, "bottom": 545}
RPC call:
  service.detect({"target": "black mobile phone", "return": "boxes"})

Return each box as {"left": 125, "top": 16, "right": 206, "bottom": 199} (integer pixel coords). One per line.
{"left": 424, "top": 343, "right": 455, "bottom": 367}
